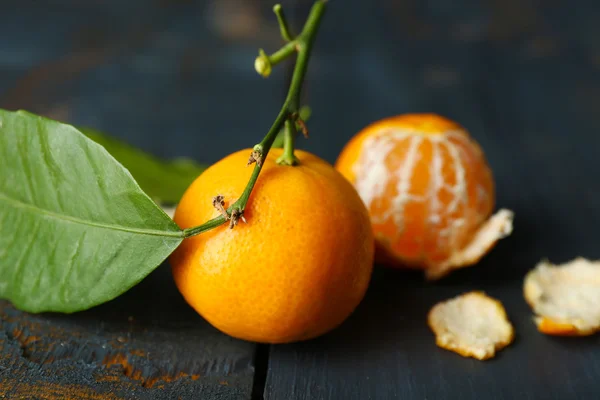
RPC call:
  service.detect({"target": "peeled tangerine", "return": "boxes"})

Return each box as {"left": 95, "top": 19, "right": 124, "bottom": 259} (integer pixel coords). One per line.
{"left": 335, "top": 113, "right": 514, "bottom": 279}
{"left": 524, "top": 257, "right": 600, "bottom": 336}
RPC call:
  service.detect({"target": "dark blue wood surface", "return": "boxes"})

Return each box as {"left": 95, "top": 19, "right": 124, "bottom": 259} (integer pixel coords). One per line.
{"left": 1, "top": 0, "right": 600, "bottom": 399}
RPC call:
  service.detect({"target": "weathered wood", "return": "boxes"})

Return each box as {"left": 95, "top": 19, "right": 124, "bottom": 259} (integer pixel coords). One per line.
{"left": 266, "top": 275, "right": 600, "bottom": 399}
{"left": 266, "top": 0, "right": 600, "bottom": 398}
{"left": 2, "top": 0, "right": 600, "bottom": 398}
{"left": 0, "top": 264, "right": 256, "bottom": 399}
{"left": 0, "top": 1, "right": 280, "bottom": 398}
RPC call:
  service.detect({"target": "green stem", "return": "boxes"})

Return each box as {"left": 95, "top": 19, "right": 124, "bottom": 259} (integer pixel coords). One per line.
{"left": 286, "top": 0, "right": 325, "bottom": 111}
{"left": 272, "top": 105, "right": 312, "bottom": 148}
{"left": 182, "top": 0, "right": 327, "bottom": 239}
{"left": 182, "top": 215, "right": 227, "bottom": 237}
{"left": 233, "top": 108, "right": 288, "bottom": 207}
{"left": 255, "top": 42, "right": 296, "bottom": 78}
{"left": 273, "top": 4, "right": 295, "bottom": 41}
{"left": 277, "top": 119, "right": 297, "bottom": 165}
{"left": 269, "top": 41, "right": 297, "bottom": 66}
{"left": 271, "top": 131, "right": 285, "bottom": 148}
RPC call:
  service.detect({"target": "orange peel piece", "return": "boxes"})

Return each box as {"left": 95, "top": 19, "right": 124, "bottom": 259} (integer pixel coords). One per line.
{"left": 425, "top": 208, "right": 515, "bottom": 280}
{"left": 524, "top": 257, "right": 600, "bottom": 336}
{"left": 427, "top": 291, "right": 515, "bottom": 360}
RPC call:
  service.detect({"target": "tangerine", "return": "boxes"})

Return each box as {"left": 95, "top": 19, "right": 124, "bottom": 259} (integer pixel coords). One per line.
{"left": 170, "top": 148, "right": 374, "bottom": 343}
{"left": 335, "top": 113, "right": 513, "bottom": 279}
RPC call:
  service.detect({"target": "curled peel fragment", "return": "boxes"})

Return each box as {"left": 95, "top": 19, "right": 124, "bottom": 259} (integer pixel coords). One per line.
{"left": 524, "top": 257, "right": 600, "bottom": 336}
{"left": 428, "top": 291, "right": 515, "bottom": 360}
{"left": 426, "top": 208, "right": 515, "bottom": 280}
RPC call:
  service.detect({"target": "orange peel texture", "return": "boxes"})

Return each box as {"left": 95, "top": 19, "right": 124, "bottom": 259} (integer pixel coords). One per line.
{"left": 524, "top": 257, "right": 600, "bottom": 336}
{"left": 170, "top": 148, "right": 375, "bottom": 344}
{"left": 427, "top": 291, "right": 515, "bottom": 360}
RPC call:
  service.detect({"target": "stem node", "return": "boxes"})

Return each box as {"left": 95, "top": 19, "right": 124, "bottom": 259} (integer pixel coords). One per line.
{"left": 184, "top": 0, "right": 327, "bottom": 237}
{"left": 247, "top": 149, "right": 264, "bottom": 167}
{"left": 229, "top": 208, "right": 244, "bottom": 229}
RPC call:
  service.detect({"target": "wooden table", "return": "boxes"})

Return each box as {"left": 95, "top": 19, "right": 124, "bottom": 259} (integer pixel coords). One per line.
{"left": 2, "top": 0, "right": 600, "bottom": 398}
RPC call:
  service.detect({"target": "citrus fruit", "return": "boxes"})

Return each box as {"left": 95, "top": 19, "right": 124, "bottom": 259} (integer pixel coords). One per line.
{"left": 170, "top": 148, "right": 374, "bottom": 343}
{"left": 335, "top": 113, "right": 513, "bottom": 279}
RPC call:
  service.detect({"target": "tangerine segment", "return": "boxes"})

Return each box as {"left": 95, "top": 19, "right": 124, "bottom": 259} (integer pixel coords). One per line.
{"left": 335, "top": 113, "right": 513, "bottom": 278}
{"left": 524, "top": 257, "right": 600, "bottom": 336}
{"left": 170, "top": 148, "right": 374, "bottom": 344}
{"left": 428, "top": 291, "right": 515, "bottom": 360}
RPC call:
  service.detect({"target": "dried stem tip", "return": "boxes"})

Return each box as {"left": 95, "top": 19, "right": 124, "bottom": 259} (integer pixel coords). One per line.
{"left": 247, "top": 150, "right": 264, "bottom": 167}
{"left": 229, "top": 209, "right": 245, "bottom": 229}
{"left": 291, "top": 113, "right": 309, "bottom": 138}
{"left": 212, "top": 195, "right": 229, "bottom": 219}
{"left": 296, "top": 118, "right": 309, "bottom": 138}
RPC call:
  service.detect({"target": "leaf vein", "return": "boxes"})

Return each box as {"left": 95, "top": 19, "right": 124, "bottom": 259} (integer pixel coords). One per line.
{"left": 88, "top": 238, "right": 129, "bottom": 301}
{"left": 37, "top": 126, "right": 65, "bottom": 213}
{"left": 0, "top": 209, "right": 21, "bottom": 260}
{"left": 11, "top": 218, "right": 42, "bottom": 298}
{"left": 60, "top": 231, "right": 87, "bottom": 304}
{"left": 0, "top": 192, "right": 184, "bottom": 239}
{"left": 29, "top": 231, "right": 60, "bottom": 304}
{"left": 16, "top": 133, "right": 35, "bottom": 202}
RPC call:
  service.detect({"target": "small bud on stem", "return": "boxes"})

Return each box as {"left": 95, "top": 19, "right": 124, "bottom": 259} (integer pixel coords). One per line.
{"left": 182, "top": 0, "right": 327, "bottom": 238}
{"left": 255, "top": 49, "right": 272, "bottom": 78}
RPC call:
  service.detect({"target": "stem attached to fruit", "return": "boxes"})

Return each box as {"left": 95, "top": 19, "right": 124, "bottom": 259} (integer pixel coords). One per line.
{"left": 277, "top": 119, "right": 298, "bottom": 165}
{"left": 272, "top": 105, "right": 312, "bottom": 148}
{"left": 276, "top": 119, "right": 298, "bottom": 165}
{"left": 182, "top": 0, "right": 327, "bottom": 238}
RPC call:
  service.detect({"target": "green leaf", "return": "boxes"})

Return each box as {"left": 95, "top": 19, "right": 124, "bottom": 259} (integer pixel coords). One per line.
{"left": 80, "top": 127, "right": 205, "bottom": 205}
{"left": 0, "top": 109, "right": 185, "bottom": 313}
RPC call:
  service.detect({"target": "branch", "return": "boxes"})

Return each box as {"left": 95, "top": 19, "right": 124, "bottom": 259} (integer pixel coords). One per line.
{"left": 182, "top": 1, "right": 327, "bottom": 238}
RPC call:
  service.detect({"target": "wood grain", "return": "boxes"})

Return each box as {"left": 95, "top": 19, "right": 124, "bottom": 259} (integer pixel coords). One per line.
{"left": 0, "top": 2, "right": 268, "bottom": 398}
{"left": 0, "top": 264, "right": 255, "bottom": 400}
{"left": 1, "top": 0, "right": 600, "bottom": 399}
{"left": 266, "top": 0, "right": 600, "bottom": 398}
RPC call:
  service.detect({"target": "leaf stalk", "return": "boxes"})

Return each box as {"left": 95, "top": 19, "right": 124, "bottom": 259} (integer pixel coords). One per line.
{"left": 182, "top": 0, "right": 327, "bottom": 239}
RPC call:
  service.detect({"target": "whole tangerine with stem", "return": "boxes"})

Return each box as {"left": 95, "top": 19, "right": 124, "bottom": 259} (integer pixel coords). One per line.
{"left": 170, "top": 148, "right": 374, "bottom": 343}
{"left": 335, "top": 113, "right": 514, "bottom": 280}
